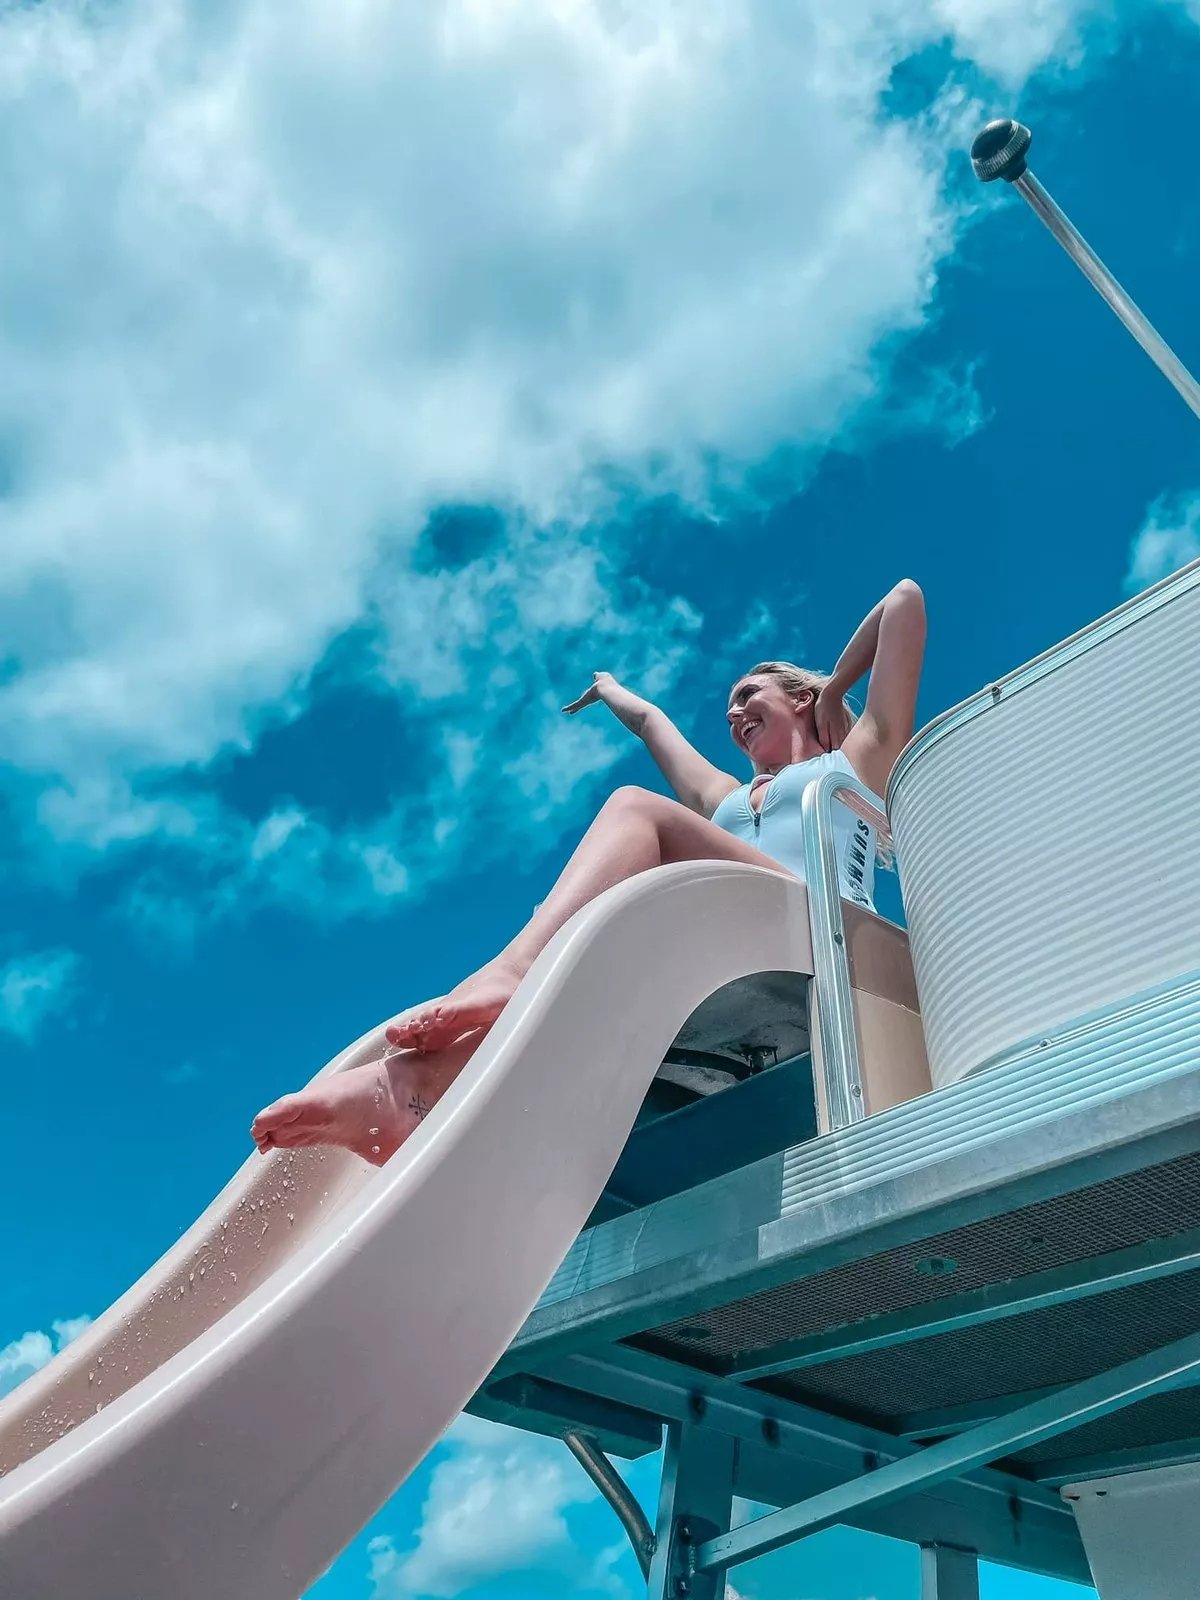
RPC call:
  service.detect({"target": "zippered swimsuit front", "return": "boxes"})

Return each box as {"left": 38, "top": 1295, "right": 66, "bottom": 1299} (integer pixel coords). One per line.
{"left": 709, "top": 748, "right": 876, "bottom": 909}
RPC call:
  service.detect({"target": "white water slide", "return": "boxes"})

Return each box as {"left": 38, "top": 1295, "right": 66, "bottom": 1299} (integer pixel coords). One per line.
{"left": 0, "top": 860, "right": 814, "bottom": 1599}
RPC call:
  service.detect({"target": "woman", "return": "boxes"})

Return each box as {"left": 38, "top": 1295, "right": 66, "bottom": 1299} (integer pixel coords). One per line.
{"left": 251, "top": 578, "right": 926, "bottom": 1163}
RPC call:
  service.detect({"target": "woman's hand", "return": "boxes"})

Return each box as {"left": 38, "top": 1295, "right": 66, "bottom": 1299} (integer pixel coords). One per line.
{"left": 562, "top": 671, "right": 620, "bottom": 715}
{"left": 814, "top": 682, "right": 852, "bottom": 751}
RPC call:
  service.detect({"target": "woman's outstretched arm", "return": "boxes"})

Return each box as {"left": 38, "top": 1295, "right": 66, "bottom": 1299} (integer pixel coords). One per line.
{"left": 821, "top": 580, "right": 927, "bottom": 798}
{"left": 563, "top": 672, "right": 739, "bottom": 817}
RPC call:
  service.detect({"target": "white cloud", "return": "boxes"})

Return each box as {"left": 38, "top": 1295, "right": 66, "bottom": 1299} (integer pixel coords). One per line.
{"left": 0, "top": 0, "right": 1120, "bottom": 913}
{"left": 0, "top": 1315, "right": 92, "bottom": 1400}
{"left": 0, "top": 949, "right": 81, "bottom": 1042}
{"left": 50, "top": 1315, "right": 93, "bottom": 1348}
{"left": 377, "top": 1415, "right": 634, "bottom": 1598}
{"left": 1125, "top": 493, "right": 1200, "bottom": 593}
{"left": 931, "top": 0, "right": 1093, "bottom": 82}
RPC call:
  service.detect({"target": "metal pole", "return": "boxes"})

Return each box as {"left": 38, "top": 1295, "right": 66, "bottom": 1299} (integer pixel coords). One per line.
{"left": 563, "top": 1431, "right": 656, "bottom": 1580}
{"left": 800, "top": 770, "right": 889, "bottom": 1132}
{"left": 971, "top": 118, "right": 1200, "bottom": 423}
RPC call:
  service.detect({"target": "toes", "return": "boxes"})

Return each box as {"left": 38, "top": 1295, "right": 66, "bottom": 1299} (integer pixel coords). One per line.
{"left": 251, "top": 1096, "right": 306, "bottom": 1139}
{"left": 387, "top": 1016, "right": 438, "bottom": 1053}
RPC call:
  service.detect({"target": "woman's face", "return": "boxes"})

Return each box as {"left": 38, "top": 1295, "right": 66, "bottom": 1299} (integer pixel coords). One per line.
{"left": 727, "top": 674, "right": 811, "bottom": 768}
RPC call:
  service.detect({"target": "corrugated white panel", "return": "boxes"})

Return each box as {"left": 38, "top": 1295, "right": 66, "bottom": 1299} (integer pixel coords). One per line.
{"left": 890, "top": 563, "right": 1200, "bottom": 1088}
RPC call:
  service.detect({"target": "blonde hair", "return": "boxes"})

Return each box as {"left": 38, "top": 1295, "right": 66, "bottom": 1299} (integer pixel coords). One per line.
{"left": 736, "top": 660, "right": 859, "bottom": 726}
{"left": 738, "top": 662, "right": 889, "bottom": 866}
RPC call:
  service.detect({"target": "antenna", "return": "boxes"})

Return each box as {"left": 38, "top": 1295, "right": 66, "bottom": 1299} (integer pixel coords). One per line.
{"left": 971, "top": 118, "right": 1200, "bottom": 423}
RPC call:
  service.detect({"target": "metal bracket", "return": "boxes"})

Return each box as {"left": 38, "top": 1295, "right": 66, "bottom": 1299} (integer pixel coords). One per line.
{"left": 646, "top": 1422, "right": 735, "bottom": 1600}
{"left": 563, "top": 1431, "right": 656, "bottom": 1578}
{"left": 667, "top": 1515, "right": 721, "bottom": 1599}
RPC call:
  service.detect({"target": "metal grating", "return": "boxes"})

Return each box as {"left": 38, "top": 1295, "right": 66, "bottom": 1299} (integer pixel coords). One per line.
{"left": 636, "top": 1149, "right": 1200, "bottom": 1368}
{"left": 1010, "top": 1387, "right": 1200, "bottom": 1469}
{"left": 761, "top": 1271, "right": 1200, "bottom": 1422}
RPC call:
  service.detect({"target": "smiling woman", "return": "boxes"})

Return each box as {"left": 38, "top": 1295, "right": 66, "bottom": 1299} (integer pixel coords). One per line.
{"left": 250, "top": 579, "right": 926, "bottom": 1166}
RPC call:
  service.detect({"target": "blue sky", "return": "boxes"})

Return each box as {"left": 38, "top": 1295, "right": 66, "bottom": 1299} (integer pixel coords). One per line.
{"left": 2, "top": 0, "right": 1200, "bottom": 1595}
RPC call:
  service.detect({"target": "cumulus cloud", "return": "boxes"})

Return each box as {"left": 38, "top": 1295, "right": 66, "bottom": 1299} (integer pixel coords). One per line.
{"left": 374, "top": 1415, "right": 634, "bottom": 1598}
{"left": 0, "top": 949, "right": 81, "bottom": 1042}
{"left": 0, "top": 0, "right": 1117, "bottom": 917}
{"left": 1125, "top": 492, "right": 1200, "bottom": 593}
{"left": 0, "top": 1315, "right": 92, "bottom": 1400}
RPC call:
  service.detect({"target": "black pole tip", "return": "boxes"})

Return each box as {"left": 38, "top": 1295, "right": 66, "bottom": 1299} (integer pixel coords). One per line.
{"left": 970, "top": 119, "right": 1032, "bottom": 184}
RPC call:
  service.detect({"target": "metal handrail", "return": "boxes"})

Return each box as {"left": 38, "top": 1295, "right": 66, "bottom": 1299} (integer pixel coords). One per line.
{"left": 563, "top": 1431, "right": 656, "bottom": 1578}
{"left": 800, "top": 770, "right": 892, "bottom": 1133}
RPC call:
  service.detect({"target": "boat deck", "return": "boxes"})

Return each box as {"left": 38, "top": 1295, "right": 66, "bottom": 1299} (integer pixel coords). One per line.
{"left": 472, "top": 970, "right": 1200, "bottom": 1588}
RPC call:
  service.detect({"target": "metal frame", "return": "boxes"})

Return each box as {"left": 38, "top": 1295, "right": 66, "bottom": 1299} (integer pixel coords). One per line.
{"left": 695, "top": 1329, "right": 1200, "bottom": 1575}
{"left": 921, "top": 1544, "right": 980, "bottom": 1600}
{"left": 485, "top": 989, "right": 1200, "bottom": 1592}
{"left": 508, "top": 972, "right": 1200, "bottom": 1370}
{"left": 648, "top": 1421, "right": 735, "bottom": 1600}
{"left": 540, "top": 1342, "right": 1087, "bottom": 1586}
{"left": 800, "top": 769, "right": 892, "bottom": 1133}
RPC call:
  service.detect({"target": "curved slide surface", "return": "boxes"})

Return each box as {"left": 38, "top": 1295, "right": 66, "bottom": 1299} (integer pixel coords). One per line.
{"left": 0, "top": 861, "right": 813, "bottom": 1599}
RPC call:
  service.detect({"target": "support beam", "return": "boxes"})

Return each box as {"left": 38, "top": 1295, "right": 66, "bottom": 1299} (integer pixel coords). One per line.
{"left": 1032, "top": 1435, "right": 1200, "bottom": 1489}
{"left": 921, "top": 1545, "right": 980, "bottom": 1600}
{"left": 897, "top": 1367, "right": 1200, "bottom": 1442}
{"left": 896, "top": 1387, "right": 1066, "bottom": 1441}
{"left": 730, "top": 1229, "right": 1200, "bottom": 1383}
{"left": 697, "top": 1328, "right": 1200, "bottom": 1573}
{"left": 563, "top": 1432, "right": 656, "bottom": 1579}
{"left": 535, "top": 1343, "right": 1086, "bottom": 1582}
{"left": 646, "top": 1421, "right": 735, "bottom": 1600}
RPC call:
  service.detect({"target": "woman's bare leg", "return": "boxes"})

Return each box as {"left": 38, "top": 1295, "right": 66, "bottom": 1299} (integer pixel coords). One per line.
{"left": 387, "top": 785, "right": 783, "bottom": 1052}
{"left": 251, "top": 786, "right": 783, "bottom": 1161}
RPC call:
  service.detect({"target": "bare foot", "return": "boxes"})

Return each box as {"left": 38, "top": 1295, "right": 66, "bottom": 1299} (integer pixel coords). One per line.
{"left": 386, "top": 957, "right": 524, "bottom": 1053}
{"left": 250, "top": 1033, "right": 484, "bottom": 1166}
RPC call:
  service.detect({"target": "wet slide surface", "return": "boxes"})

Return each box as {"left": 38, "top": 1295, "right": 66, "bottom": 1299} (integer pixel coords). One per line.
{"left": 0, "top": 861, "right": 812, "bottom": 1600}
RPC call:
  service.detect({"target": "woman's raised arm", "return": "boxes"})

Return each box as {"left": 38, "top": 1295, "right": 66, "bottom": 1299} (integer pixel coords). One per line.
{"left": 821, "top": 580, "right": 927, "bottom": 799}
{"left": 563, "top": 672, "right": 739, "bottom": 817}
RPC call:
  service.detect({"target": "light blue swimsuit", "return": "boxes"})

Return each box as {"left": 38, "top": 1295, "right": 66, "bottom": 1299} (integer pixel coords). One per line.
{"left": 710, "top": 749, "right": 875, "bottom": 909}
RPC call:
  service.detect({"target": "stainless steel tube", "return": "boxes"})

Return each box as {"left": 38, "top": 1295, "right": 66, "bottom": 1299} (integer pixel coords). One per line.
{"left": 563, "top": 1431, "right": 656, "bottom": 1579}
{"left": 972, "top": 119, "right": 1200, "bottom": 424}
{"left": 800, "top": 770, "right": 891, "bottom": 1133}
